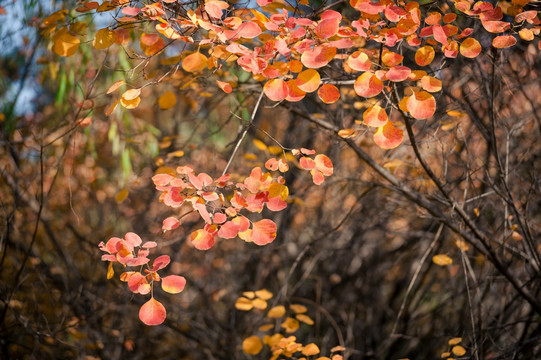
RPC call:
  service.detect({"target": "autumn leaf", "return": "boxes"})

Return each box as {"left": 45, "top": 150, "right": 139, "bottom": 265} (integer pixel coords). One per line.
{"left": 182, "top": 52, "right": 208, "bottom": 73}
{"left": 243, "top": 336, "right": 263, "bottom": 355}
{"left": 93, "top": 28, "right": 115, "bottom": 49}
{"left": 432, "top": 254, "right": 453, "bottom": 266}
{"left": 139, "top": 298, "right": 167, "bottom": 326}
{"left": 161, "top": 275, "right": 186, "bottom": 294}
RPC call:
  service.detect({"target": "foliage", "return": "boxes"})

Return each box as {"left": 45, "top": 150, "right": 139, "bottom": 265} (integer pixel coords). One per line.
{"left": 1, "top": 0, "right": 541, "bottom": 358}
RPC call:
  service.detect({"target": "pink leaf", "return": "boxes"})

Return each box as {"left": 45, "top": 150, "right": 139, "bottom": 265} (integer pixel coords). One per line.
{"left": 125, "top": 232, "right": 142, "bottom": 247}
{"left": 139, "top": 298, "right": 166, "bottom": 326}
{"left": 190, "top": 229, "right": 216, "bottom": 250}
{"left": 162, "top": 217, "right": 180, "bottom": 231}
{"left": 152, "top": 173, "right": 174, "bottom": 187}
{"left": 161, "top": 275, "right": 186, "bottom": 294}
{"left": 152, "top": 255, "right": 171, "bottom": 271}
{"left": 128, "top": 273, "right": 151, "bottom": 294}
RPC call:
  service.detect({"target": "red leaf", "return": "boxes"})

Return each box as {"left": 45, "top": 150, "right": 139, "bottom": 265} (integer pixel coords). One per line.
{"left": 314, "top": 154, "right": 333, "bottom": 176}
{"left": 161, "top": 275, "right": 186, "bottom": 294}
{"left": 128, "top": 273, "right": 151, "bottom": 294}
{"left": 299, "top": 157, "right": 315, "bottom": 170}
{"left": 317, "top": 84, "right": 340, "bottom": 104}
{"left": 310, "top": 169, "right": 325, "bottom": 185}
{"left": 217, "top": 80, "right": 233, "bottom": 93}
{"left": 139, "top": 298, "right": 166, "bottom": 326}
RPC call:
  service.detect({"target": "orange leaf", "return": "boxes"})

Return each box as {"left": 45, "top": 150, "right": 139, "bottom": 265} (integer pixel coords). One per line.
{"left": 318, "top": 84, "right": 340, "bottom": 104}
{"left": 122, "top": 88, "right": 141, "bottom": 101}
{"left": 492, "top": 35, "right": 517, "bottom": 48}
{"left": 460, "top": 37, "right": 482, "bottom": 58}
{"left": 406, "top": 91, "right": 436, "bottom": 119}
{"left": 243, "top": 336, "right": 263, "bottom": 355}
{"left": 182, "top": 52, "right": 208, "bottom": 73}
{"left": 433, "top": 254, "right": 453, "bottom": 266}
{"left": 285, "top": 80, "right": 306, "bottom": 102}
{"left": 190, "top": 229, "right": 215, "bottom": 250}
{"left": 139, "top": 298, "right": 166, "bottom": 326}
{"left": 301, "top": 44, "right": 336, "bottom": 69}
{"left": 415, "top": 46, "right": 435, "bottom": 66}
{"left": 217, "top": 80, "right": 233, "bottom": 93}
{"left": 386, "top": 66, "right": 411, "bottom": 82}
{"left": 315, "top": 154, "right": 333, "bottom": 176}
{"left": 158, "top": 91, "right": 177, "bottom": 110}
{"left": 354, "top": 72, "right": 383, "bottom": 98}
{"left": 347, "top": 51, "right": 371, "bottom": 72}
{"left": 107, "top": 80, "right": 125, "bottom": 94}
{"left": 93, "top": 28, "right": 115, "bottom": 49}
{"left": 363, "top": 105, "right": 388, "bottom": 127}
{"left": 264, "top": 79, "right": 288, "bottom": 101}
{"left": 161, "top": 275, "right": 186, "bottom": 294}
{"left": 420, "top": 76, "right": 442, "bottom": 92}
{"left": 296, "top": 69, "right": 321, "bottom": 93}
{"left": 373, "top": 121, "right": 404, "bottom": 149}
{"left": 250, "top": 219, "right": 277, "bottom": 245}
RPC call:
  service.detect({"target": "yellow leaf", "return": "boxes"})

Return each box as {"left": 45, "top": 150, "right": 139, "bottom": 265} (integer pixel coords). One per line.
{"left": 331, "top": 345, "right": 346, "bottom": 352}
{"left": 166, "top": 150, "right": 184, "bottom": 158}
{"left": 252, "top": 298, "right": 267, "bottom": 310}
{"left": 280, "top": 317, "right": 300, "bottom": 333}
{"left": 158, "top": 91, "right": 177, "bottom": 110}
{"left": 289, "top": 304, "right": 307, "bottom": 314}
{"left": 52, "top": 28, "right": 80, "bottom": 57}
{"left": 302, "top": 343, "right": 320, "bottom": 356}
{"left": 253, "top": 139, "right": 268, "bottom": 151}
{"left": 243, "top": 291, "right": 255, "bottom": 299}
{"left": 451, "top": 345, "right": 466, "bottom": 356}
{"left": 182, "top": 52, "right": 208, "bottom": 73}
{"left": 93, "top": 28, "right": 115, "bottom": 49}
{"left": 107, "top": 80, "right": 125, "bottom": 94}
{"left": 433, "top": 254, "right": 453, "bottom": 266}
{"left": 441, "top": 352, "right": 451, "bottom": 358}
{"left": 122, "top": 88, "right": 141, "bottom": 101}
{"left": 338, "top": 128, "right": 356, "bottom": 138}
{"left": 107, "top": 262, "right": 114, "bottom": 279}
{"left": 454, "top": 240, "right": 469, "bottom": 251}
{"left": 448, "top": 337, "right": 462, "bottom": 345}
{"left": 242, "top": 336, "right": 263, "bottom": 355}
{"left": 259, "top": 323, "right": 274, "bottom": 331}
{"left": 235, "top": 297, "right": 253, "bottom": 311}
{"left": 267, "top": 146, "right": 283, "bottom": 155}
{"left": 115, "top": 189, "right": 129, "bottom": 203}
{"left": 296, "top": 314, "right": 314, "bottom": 325}
{"left": 267, "top": 305, "right": 286, "bottom": 318}
{"left": 120, "top": 96, "right": 140, "bottom": 109}
{"left": 255, "top": 288, "right": 273, "bottom": 300}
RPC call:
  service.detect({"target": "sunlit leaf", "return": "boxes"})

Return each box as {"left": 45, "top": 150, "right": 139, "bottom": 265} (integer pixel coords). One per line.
{"left": 268, "top": 305, "right": 286, "bottom": 318}
{"left": 252, "top": 298, "right": 268, "bottom": 310}
{"left": 158, "top": 91, "right": 177, "bottom": 110}
{"left": 162, "top": 217, "right": 180, "bottom": 231}
{"left": 318, "top": 84, "right": 340, "bottom": 104}
{"left": 301, "top": 44, "right": 336, "bottom": 69}
{"left": 280, "top": 317, "right": 300, "bottom": 333}
{"left": 460, "top": 38, "right": 481, "bottom": 58}
{"left": 290, "top": 304, "right": 307, "bottom": 313}
{"left": 182, "top": 52, "right": 208, "bottom": 73}
{"left": 235, "top": 297, "right": 254, "bottom": 311}
{"left": 264, "top": 78, "right": 288, "bottom": 101}
{"left": 190, "top": 229, "right": 215, "bottom": 250}
{"left": 106, "top": 262, "right": 114, "bottom": 279}
{"left": 354, "top": 72, "right": 383, "bottom": 98}
{"left": 448, "top": 337, "right": 462, "bottom": 345}
{"left": 243, "top": 336, "right": 263, "bottom": 355}
{"left": 93, "top": 28, "right": 115, "bottom": 49}
{"left": 415, "top": 46, "right": 435, "bottom": 66}
{"left": 139, "top": 298, "right": 166, "bottom": 326}
{"left": 255, "top": 288, "right": 273, "bottom": 300}
{"left": 492, "top": 35, "right": 517, "bottom": 48}
{"left": 432, "top": 254, "right": 453, "bottom": 266}
{"left": 302, "top": 343, "right": 320, "bottom": 356}
{"left": 250, "top": 219, "right": 277, "bottom": 245}
{"left": 421, "top": 76, "right": 442, "bottom": 92}
{"left": 406, "top": 91, "right": 436, "bottom": 119}
{"left": 296, "top": 69, "right": 321, "bottom": 93}
{"left": 373, "top": 121, "right": 404, "bottom": 149}
{"left": 217, "top": 80, "right": 233, "bottom": 93}
{"left": 296, "top": 314, "right": 314, "bottom": 325}
{"left": 53, "top": 28, "right": 80, "bottom": 57}
{"left": 161, "top": 275, "right": 186, "bottom": 294}
{"left": 363, "top": 105, "right": 388, "bottom": 127}
{"left": 451, "top": 345, "right": 466, "bottom": 356}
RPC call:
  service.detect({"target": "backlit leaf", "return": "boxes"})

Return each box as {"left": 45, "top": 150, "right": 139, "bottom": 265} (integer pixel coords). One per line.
{"left": 432, "top": 254, "right": 453, "bottom": 266}
{"left": 162, "top": 217, "right": 180, "bottom": 231}
{"left": 217, "top": 80, "right": 233, "bottom": 93}
{"left": 158, "top": 91, "right": 177, "bottom": 110}
{"left": 255, "top": 288, "right": 273, "bottom": 300}
{"left": 243, "top": 336, "right": 263, "bottom": 355}
{"left": 460, "top": 38, "right": 481, "bottom": 58}
{"left": 290, "top": 304, "right": 307, "bottom": 313}
{"left": 302, "top": 343, "right": 320, "bottom": 356}
{"left": 296, "top": 69, "right": 321, "bottom": 93}
{"left": 93, "top": 28, "right": 115, "bottom": 49}
{"left": 492, "top": 35, "right": 517, "bottom": 48}
{"left": 190, "top": 229, "right": 215, "bottom": 250}
{"left": 281, "top": 317, "right": 300, "bottom": 333}
{"left": 318, "top": 84, "right": 340, "bottom": 104}
{"left": 354, "top": 72, "right": 383, "bottom": 98}
{"left": 406, "top": 91, "right": 436, "bottom": 119}
{"left": 268, "top": 305, "right": 286, "bottom": 318}
{"left": 252, "top": 298, "right": 267, "bottom": 310}
{"left": 53, "top": 28, "right": 80, "bottom": 57}
{"left": 421, "top": 76, "right": 442, "bottom": 92}
{"left": 182, "top": 52, "right": 208, "bottom": 73}
{"left": 264, "top": 78, "right": 288, "bottom": 101}
{"left": 296, "top": 314, "right": 314, "bottom": 325}
{"left": 139, "top": 298, "right": 166, "bottom": 326}
{"left": 363, "top": 105, "right": 388, "bottom": 127}
{"left": 235, "top": 297, "right": 254, "bottom": 311}
{"left": 373, "top": 121, "right": 403, "bottom": 149}
{"left": 161, "top": 275, "right": 186, "bottom": 294}
{"left": 415, "top": 46, "right": 435, "bottom": 66}
{"left": 301, "top": 45, "right": 336, "bottom": 69}
{"left": 107, "top": 80, "right": 125, "bottom": 94}
{"left": 452, "top": 345, "right": 466, "bottom": 356}
{"left": 386, "top": 66, "right": 411, "bottom": 82}
{"left": 250, "top": 219, "right": 277, "bottom": 245}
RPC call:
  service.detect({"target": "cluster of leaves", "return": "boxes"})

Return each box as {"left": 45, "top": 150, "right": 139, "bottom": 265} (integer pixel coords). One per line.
{"left": 40, "top": 0, "right": 541, "bottom": 151}
{"left": 100, "top": 148, "right": 332, "bottom": 324}
{"left": 440, "top": 337, "right": 468, "bottom": 359}
{"left": 235, "top": 289, "right": 345, "bottom": 360}
{"left": 99, "top": 232, "right": 186, "bottom": 325}
{"left": 152, "top": 148, "right": 332, "bottom": 251}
